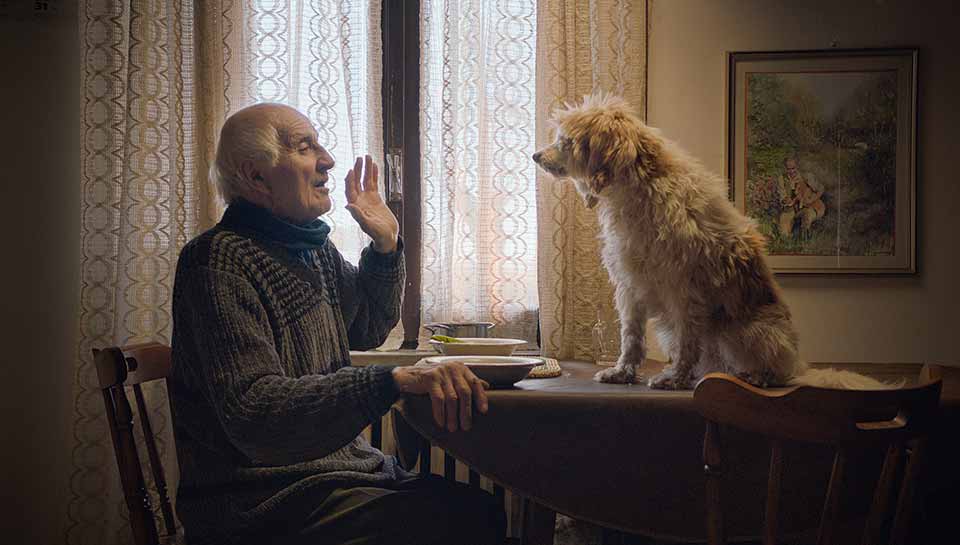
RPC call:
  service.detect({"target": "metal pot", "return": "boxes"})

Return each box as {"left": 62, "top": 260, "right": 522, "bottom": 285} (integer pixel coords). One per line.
{"left": 423, "top": 321, "right": 496, "bottom": 339}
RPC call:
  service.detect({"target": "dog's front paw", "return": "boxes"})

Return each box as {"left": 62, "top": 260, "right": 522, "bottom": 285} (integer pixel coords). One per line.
{"left": 647, "top": 369, "right": 693, "bottom": 390}
{"left": 593, "top": 364, "right": 638, "bottom": 384}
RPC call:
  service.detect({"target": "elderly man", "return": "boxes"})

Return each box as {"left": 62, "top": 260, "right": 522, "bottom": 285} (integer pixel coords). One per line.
{"left": 169, "top": 103, "right": 505, "bottom": 545}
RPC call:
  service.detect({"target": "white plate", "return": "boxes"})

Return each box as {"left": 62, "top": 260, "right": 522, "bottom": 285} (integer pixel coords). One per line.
{"left": 421, "top": 355, "right": 543, "bottom": 387}
{"left": 428, "top": 337, "right": 526, "bottom": 356}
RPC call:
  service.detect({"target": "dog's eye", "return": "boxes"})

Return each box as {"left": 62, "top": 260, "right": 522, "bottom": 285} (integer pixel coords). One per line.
{"left": 558, "top": 136, "right": 573, "bottom": 149}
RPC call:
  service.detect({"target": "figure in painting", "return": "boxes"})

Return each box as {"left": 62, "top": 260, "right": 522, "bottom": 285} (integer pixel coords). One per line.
{"left": 776, "top": 155, "right": 826, "bottom": 237}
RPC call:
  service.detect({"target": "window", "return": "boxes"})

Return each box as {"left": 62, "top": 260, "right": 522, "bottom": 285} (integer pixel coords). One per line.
{"left": 384, "top": 0, "right": 540, "bottom": 349}
{"left": 245, "top": 0, "right": 540, "bottom": 349}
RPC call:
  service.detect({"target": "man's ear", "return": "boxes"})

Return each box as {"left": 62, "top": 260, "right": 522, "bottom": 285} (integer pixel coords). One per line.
{"left": 240, "top": 160, "right": 271, "bottom": 201}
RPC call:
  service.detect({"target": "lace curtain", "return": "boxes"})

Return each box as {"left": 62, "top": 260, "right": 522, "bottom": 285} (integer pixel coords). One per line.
{"left": 69, "top": 1, "right": 382, "bottom": 543}
{"left": 535, "top": 0, "right": 648, "bottom": 361}
{"left": 419, "top": 0, "right": 541, "bottom": 346}
{"left": 71, "top": 3, "right": 200, "bottom": 543}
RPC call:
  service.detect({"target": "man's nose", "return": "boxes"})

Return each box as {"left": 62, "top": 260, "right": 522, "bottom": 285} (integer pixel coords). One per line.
{"left": 532, "top": 151, "right": 542, "bottom": 163}
{"left": 317, "top": 151, "right": 335, "bottom": 171}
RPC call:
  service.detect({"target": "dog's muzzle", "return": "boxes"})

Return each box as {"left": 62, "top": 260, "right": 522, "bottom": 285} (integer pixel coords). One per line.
{"left": 532, "top": 151, "right": 566, "bottom": 177}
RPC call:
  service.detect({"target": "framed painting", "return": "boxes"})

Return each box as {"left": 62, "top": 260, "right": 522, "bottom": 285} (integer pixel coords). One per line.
{"left": 726, "top": 49, "right": 917, "bottom": 273}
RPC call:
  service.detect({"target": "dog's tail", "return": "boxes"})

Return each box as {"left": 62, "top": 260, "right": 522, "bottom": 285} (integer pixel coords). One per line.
{"left": 788, "top": 364, "right": 905, "bottom": 390}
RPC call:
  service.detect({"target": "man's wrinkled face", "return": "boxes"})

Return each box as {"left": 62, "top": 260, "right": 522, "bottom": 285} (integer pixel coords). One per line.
{"left": 532, "top": 133, "right": 574, "bottom": 178}
{"left": 259, "top": 106, "right": 336, "bottom": 224}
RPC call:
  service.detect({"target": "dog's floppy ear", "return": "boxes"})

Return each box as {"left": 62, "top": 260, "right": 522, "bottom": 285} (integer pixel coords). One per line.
{"left": 596, "top": 111, "right": 664, "bottom": 181}
{"left": 588, "top": 168, "right": 611, "bottom": 196}
{"left": 632, "top": 129, "right": 663, "bottom": 179}
{"left": 581, "top": 130, "right": 621, "bottom": 199}
{"left": 585, "top": 118, "right": 654, "bottom": 189}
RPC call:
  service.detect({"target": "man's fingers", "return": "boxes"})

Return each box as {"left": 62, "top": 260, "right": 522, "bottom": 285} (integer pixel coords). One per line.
{"left": 415, "top": 364, "right": 488, "bottom": 431}
{"left": 362, "top": 155, "right": 373, "bottom": 192}
{"left": 470, "top": 376, "right": 489, "bottom": 414}
{"left": 367, "top": 158, "right": 379, "bottom": 193}
{"left": 430, "top": 382, "right": 445, "bottom": 429}
{"left": 452, "top": 371, "right": 473, "bottom": 431}
{"left": 344, "top": 168, "right": 359, "bottom": 203}
{"left": 349, "top": 157, "right": 364, "bottom": 197}
{"left": 441, "top": 374, "right": 459, "bottom": 432}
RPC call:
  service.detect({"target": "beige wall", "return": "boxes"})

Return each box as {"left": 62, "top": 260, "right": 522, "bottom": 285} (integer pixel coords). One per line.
{"left": 0, "top": 6, "right": 80, "bottom": 544}
{"left": 646, "top": 0, "right": 959, "bottom": 364}
{"left": 1, "top": 2, "right": 957, "bottom": 542}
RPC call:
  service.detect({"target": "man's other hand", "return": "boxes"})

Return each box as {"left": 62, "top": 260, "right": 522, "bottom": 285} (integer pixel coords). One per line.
{"left": 392, "top": 362, "right": 490, "bottom": 432}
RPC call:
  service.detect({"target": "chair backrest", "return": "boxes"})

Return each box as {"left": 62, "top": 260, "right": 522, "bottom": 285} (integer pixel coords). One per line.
{"left": 693, "top": 366, "right": 943, "bottom": 545}
{"left": 94, "top": 342, "right": 176, "bottom": 545}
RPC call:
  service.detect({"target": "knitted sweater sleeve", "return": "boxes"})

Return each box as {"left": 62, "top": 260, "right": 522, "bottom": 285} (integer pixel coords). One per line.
{"left": 333, "top": 239, "right": 406, "bottom": 350}
{"left": 174, "top": 264, "right": 399, "bottom": 466}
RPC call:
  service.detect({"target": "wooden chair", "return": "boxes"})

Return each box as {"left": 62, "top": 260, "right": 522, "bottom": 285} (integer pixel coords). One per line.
{"left": 693, "top": 366, "right": 943, "bottom": 545}
{"left": 94, "top": 342, "right": 178, "bottom": 545}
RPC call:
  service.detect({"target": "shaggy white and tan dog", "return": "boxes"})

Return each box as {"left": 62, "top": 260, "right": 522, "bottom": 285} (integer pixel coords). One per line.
{"left": 533, "top": 94, "right": 886, "bottom": 390}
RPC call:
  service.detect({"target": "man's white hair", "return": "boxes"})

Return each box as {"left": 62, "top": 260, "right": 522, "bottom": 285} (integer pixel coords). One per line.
{"left": 211, "top": 111, "right": 284, "bottom": 204}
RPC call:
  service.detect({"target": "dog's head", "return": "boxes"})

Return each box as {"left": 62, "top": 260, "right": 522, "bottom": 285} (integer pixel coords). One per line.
{"left": 532, "top": 93, "right": 662, "bottom": 208}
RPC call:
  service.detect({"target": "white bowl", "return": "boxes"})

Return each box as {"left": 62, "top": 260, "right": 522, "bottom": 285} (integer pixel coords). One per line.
{"left": 421, "top": 355, "right": 542, "bottom": 388}
{"left": 428, "top": 337, "right": 527, "bottom": 356}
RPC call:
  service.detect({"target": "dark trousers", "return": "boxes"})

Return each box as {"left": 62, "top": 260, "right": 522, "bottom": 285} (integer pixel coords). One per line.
{"left": 269, "top": 474, "right": 506, "bottom": 545}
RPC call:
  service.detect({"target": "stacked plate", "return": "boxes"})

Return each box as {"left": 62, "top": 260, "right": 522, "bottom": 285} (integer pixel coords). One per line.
{"left": 428, "top": 337, "right": 526, "bottom": 356}
{"left": 425, "top": 337, "right": 541, "bottom": 387}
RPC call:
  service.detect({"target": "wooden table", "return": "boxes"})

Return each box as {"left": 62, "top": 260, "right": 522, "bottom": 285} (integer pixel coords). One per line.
{"left": 393, "top": 360, "right": 960, "bottom": 544}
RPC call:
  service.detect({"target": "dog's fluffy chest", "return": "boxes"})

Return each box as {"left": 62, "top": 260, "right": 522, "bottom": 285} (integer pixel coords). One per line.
{"left": 596, "top": 197, "right": 663, "bottom": 271}
{"left": 594, "top": 200, "right": 675, "bottom": 303}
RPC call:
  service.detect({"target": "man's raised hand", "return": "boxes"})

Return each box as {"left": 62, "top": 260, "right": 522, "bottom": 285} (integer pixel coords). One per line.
{"left": 344, "top": 155, "right": 399, "bottom": 253}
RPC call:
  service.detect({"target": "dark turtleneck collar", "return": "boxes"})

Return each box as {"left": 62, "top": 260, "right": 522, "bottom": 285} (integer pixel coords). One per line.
{"left": 219, "top": 199, "right": 331, "bottom": 251}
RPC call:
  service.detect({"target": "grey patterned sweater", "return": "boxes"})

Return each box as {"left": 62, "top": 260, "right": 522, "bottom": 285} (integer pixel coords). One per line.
{"left": 169, "top": 201, "right": 406, "bottom": 544}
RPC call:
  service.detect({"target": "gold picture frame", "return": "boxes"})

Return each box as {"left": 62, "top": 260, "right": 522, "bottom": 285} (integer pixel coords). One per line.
{"left": 726, "top": 48, "right": 917, "bottom": 274}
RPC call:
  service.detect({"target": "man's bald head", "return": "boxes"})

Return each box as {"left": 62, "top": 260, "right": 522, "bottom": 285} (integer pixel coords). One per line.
{"left": 212, "top": 103, "right": 302, "bottom": 204}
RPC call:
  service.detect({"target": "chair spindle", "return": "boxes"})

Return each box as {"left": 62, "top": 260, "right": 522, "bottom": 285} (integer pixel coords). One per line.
{"left": 890, "top": 440, "right": 926, "bottom": 545}
{"left": 861, "top": 443, "right": 903, "bottom": 545}
{"left": 764, "top": 440, "right": 784, "bottom": 545}
{"left": 704, "top": 420, "right": 724, "bottom": 545}
{"left": 132, "top": 383, "right": 177, "bottom": 537}
{"left": 817, "top": 449, "right": 848, "bottom": 545}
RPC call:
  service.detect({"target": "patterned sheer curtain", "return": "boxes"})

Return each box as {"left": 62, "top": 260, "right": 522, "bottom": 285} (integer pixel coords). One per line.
{"left": 69, "top": 1, "right": 382, "bottom": 543}
{"left": 535, "top": 0, "right": 648, "bottom": 361}
{"left": 419, "top": 0, "right": 540, "bottom": 347}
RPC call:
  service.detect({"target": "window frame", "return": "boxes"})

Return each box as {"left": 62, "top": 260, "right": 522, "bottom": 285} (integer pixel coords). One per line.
{"left": 381, "top": 0, "right": 422, "bottom": 349}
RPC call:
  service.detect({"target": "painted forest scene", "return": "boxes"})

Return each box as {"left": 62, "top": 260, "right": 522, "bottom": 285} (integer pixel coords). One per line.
{"left": 744, "top": 70, "right": 899, "bottom": 256}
